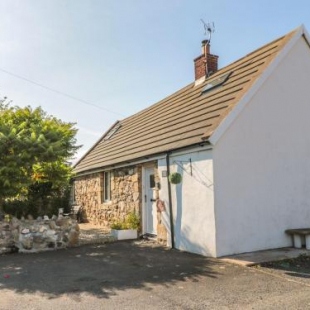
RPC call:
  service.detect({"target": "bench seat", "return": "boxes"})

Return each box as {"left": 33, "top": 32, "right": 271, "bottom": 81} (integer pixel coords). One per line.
{"left": 285, "top": 228, "right": 310, "bottom": 249}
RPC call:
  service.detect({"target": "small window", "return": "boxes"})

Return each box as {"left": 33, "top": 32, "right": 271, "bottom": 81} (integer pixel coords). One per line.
{"left": 149, "top": 174, "right": 155, "bottom": 188}
{"left": 201, "top": 71, "right": 232, "bottom": 94}
{"left": 101, "top": 171, "right": 111, "bottom": 202}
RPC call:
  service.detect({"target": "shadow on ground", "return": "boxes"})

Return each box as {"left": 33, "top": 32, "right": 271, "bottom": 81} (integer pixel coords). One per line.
{"left": 0, "top": 241, "right": 221, "bottom": 299}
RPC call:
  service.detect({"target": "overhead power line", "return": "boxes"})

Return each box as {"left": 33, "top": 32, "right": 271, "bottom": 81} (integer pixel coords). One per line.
{"left": 0, "top": 67, "right": 124, "bottom": 117}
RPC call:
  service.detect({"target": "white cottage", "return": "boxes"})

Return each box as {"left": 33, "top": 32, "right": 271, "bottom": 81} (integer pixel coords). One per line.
{"left": 73, "top": 25, "right": 310, "bottom": 257}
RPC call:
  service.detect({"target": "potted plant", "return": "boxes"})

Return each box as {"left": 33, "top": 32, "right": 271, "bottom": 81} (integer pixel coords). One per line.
{"left": 111, "top": 212, "right": 140, "bottom": 240}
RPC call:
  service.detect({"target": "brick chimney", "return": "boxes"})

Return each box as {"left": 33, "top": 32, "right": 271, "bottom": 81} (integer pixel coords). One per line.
{"left": 194, "top": 39, "right": 219, "bottom": 85}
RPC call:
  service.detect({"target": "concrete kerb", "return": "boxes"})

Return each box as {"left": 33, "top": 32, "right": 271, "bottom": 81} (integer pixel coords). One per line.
{"left": 219, "top": 247, "right": 310, "bottom": 267}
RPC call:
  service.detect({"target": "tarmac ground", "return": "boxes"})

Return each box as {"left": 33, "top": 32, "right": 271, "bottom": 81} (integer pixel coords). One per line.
{"left": 1, "top": 240, "right": 310, "bottom": 309}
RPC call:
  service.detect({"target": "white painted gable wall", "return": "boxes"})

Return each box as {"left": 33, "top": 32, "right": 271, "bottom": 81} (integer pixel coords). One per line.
{"left": 213, "top": 36, "right": 310, "bottom": 257}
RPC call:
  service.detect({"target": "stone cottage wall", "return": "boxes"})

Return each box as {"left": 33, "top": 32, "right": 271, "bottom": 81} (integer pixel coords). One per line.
{"left": 74, "top": 173, "right": 101, "bottom": 224}
{"left": 74, "top": 166, "right": 142, "bottom": 228}
{"left": 109, "top": 166, "right": 142, "bottom": 224}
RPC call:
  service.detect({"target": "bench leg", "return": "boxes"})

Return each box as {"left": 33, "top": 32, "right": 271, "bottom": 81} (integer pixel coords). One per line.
{"left": 305, "top": 235, "right": 310, "bottom": 250}
{"left": 293, "top": 234, "right": 302, "bottom": 248}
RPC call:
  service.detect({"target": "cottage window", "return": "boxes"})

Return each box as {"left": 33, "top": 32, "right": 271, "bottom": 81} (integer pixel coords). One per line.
{"left": 101, "top": 171, "right": 111, "bottom": 202}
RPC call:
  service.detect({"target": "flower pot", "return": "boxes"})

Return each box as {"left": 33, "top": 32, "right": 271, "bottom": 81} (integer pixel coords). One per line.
{"left": 111, "top": 229, "right": 137, "bottom": 240}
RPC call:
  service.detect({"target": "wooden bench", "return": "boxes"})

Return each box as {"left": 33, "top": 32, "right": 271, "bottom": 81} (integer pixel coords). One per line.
{"left": 285, "top": 229, "right": 310, "bottom": 250}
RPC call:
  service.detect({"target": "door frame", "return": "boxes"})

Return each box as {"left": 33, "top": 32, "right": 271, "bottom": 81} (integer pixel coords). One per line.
{"left": 142, "top": 164, "right": 157, "bottom": 235}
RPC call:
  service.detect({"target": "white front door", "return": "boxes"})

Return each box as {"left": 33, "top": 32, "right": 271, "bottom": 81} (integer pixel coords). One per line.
{"left": 144, "top": 167, "right": 157, "bottom": 235}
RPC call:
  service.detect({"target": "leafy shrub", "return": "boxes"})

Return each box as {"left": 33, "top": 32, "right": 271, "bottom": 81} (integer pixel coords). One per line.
{"left": 2, "top": 199, "right": 29, "bottom": 218}
{"left": 111, "top": 221, "right": 128, "bottom": 230}
{"left": 126, "top": 212, "right": 140, "bottom": 229}
{"left": 2, "top": 184, "right": 72, "bottom": 219}
{"left": 111, "top": 212, "right": 140, "bottom": 230}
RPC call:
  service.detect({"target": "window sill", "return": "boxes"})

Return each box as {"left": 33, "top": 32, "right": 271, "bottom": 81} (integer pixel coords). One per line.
{"left": 101, "top": 201, "right": 112, "bottom": 205}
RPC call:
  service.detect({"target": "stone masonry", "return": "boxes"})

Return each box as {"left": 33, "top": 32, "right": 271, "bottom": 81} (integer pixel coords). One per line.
{"left": 74, "top": 163, "right": 168, "bottom": 244}
{"left": 73, "top": 173, "right": 101, "bottom": 224}
{"left": 0, "top": 216, "right": 80, "bottom": 254}
{"left": 74, "top": 166, "right": 142, "bottom": 228}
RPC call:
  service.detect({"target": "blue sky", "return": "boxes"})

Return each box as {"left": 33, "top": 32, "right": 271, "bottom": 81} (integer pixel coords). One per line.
{"left": 0, "top": 0, "right": 310, "bottom": 160}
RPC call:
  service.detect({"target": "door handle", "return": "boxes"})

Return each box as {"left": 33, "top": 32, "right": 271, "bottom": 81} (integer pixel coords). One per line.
{"left": 150, "top": 199, "right": 156, "bottom": 202}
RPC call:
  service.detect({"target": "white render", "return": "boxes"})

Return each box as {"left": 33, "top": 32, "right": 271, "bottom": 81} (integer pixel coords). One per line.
{"left": 213, "top": 35, "right": 310, "bottom": 256}
{"left": 158, "top": 148, "right": 216, "bottom": 257}
{"left": 155, "top": 30, "right": 310, "bottom": 258}
{"left": 157, "top": 31, "right": 310, "bottom": 258}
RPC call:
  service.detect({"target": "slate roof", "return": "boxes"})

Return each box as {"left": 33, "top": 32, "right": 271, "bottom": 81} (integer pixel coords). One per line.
{"left": 74, "top": 28, "right": 297, "bottom": 174}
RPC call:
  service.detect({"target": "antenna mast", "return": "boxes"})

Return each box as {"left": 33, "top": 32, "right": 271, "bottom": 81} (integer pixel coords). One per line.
{"left": 200, "top": 20, "right": 215, "bottom": 43}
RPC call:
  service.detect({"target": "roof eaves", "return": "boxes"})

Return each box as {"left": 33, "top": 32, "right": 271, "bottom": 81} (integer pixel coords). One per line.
{"left": 74, "top": 140, "right": 212, "bottom": 176}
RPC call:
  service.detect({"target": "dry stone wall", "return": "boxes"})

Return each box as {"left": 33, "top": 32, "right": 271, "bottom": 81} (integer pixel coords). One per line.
{"left": 0, "top": 216, "right": 80, "bottom": 254}
{"left": 74, "top": 166, "right": 142, "bottom": 228}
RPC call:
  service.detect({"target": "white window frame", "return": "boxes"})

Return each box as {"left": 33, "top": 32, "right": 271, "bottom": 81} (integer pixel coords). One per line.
{"left": 102, "top": 171, "right": 111, "bottom": 203}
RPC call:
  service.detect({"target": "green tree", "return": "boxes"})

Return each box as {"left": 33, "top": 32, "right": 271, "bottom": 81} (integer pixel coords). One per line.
{"left": 0, "top": 101, "right": 80, "bottom": 207}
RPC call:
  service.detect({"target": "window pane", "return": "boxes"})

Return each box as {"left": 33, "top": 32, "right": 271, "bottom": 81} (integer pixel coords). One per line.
{"left": 149, "top": 174, "right": 155, "bottom": 188}
{"left": 104, "top": 172, "right": 111, "bottom": 201}
{"left": 101, "top": 171, "right": 111, "bottom": 202}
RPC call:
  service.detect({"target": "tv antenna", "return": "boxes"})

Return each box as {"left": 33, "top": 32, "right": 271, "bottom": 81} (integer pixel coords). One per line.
{"left": 200, "top": 20, "right": 215, "bottom": 43}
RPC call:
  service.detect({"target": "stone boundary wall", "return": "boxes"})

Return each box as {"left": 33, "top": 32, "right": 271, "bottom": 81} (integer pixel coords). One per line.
{"left": 74, "top": 166, "right": 142, "bottom": 228}
{"left": 0, "top": 216, "right": 79, "bottom": 254}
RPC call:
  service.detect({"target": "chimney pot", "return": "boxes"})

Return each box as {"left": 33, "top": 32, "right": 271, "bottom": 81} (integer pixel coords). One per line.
{"left": 201, "top": 39, "right": 210, "bottom": 55}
